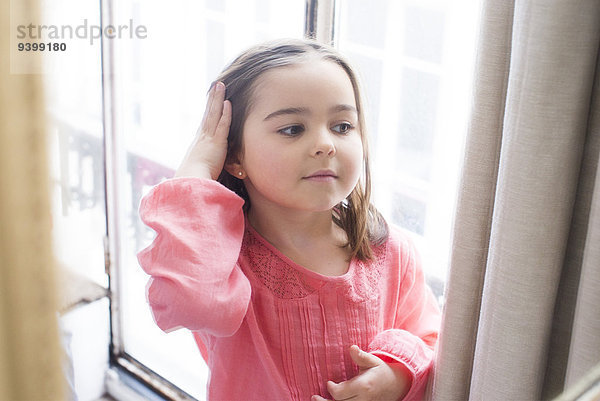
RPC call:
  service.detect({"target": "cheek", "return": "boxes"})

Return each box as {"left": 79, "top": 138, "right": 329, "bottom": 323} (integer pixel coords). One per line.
{"left": 242, "top": 141, "right": 293, "bottom": 182}
{"left": 343, "top": 136, "right": 365, "bottom": 176}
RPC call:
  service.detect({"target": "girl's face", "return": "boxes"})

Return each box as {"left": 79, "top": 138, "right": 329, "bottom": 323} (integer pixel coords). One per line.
{"left": 237, "top": 59, "right": 363, "bottom": 214}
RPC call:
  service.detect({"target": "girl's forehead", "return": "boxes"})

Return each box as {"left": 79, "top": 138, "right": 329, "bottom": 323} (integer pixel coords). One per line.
{"left": 255, "top": 59, "right": 350, "bottom": 85}
{"left": 249, "top": 59, "right": 357, "bottom": 109}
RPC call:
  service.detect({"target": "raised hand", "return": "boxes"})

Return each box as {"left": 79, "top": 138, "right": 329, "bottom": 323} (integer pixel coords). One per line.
{"left": 312, "top": 345, "right": 411, "bottom": 401}
{"left": 174, "top": 81, "right": 232, "bottom": 180}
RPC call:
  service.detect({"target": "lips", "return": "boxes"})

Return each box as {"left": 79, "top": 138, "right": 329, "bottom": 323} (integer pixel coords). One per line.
{"left": 303, "top": 169, "right": 338, "bottom": 180}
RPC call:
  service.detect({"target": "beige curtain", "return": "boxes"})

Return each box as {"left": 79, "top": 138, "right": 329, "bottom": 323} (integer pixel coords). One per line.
{"left": 430, "top": 0, "right": 600, "bottom": 400}
{"left": 0, "top": 0, "right": 65, "bottom": 398}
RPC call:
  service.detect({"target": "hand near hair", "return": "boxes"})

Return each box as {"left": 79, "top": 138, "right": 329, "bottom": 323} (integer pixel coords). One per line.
{"left": 312, "top": 345, "right": 411, "bottom": 401}
{"left": 175, "top": 82, "right": 232, "bottom": 180}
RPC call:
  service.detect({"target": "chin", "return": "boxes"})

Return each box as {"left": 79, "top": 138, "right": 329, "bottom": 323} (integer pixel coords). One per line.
{"left": 301, "top": 199, "right": 344, "bottom": 212}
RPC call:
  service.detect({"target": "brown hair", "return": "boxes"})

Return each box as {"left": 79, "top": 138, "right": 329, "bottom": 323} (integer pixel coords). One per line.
{"left": 214, "top": 38, "right": 388, "bottom": 261}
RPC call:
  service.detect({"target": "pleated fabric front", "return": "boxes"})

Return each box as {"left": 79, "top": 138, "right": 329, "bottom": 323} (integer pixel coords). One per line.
{"left": 226, "top": 224, "right": 384, "bottom": 399}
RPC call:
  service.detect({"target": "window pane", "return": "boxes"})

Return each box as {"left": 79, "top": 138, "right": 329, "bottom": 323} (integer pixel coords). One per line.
{"left": 112, "top": 1, "right": 305, "bottom": 398}
{"left": 44, "top": 0, "right": 107, "bottom": 289}
{"left": 403, "top": 5, "right": 445, "bottom": 63}
{"left": 339, "top": 0, "right": 388, "bottom": 49}
{"left": 337, "top": 0, "right": 481, "bottom": 291}
{"left": 397, "top": 67, "right": 439, "bottom": 181}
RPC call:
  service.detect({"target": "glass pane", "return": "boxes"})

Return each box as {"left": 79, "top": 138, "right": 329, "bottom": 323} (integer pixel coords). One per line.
{"left": 337, "top": 0, "right": 481, "bottom": 291}
{"left": 392, "top": 193, "right": 426, "bottom": 236}
{"left": 112, "top": 0, "right": 306, "bottom": 398}
{"left": 403, "top": 5, "right": 445, "bottom": 63}
{"left": 44, "top": 0, "right": 107, "bottom": 288}
{"left": 396, "top": 67, "right": 439, "bottom": 181}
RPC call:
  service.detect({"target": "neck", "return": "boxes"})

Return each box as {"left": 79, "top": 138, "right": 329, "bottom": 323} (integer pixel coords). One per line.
{"left": 246, "top": 202, "right": 344, "bottom": 253}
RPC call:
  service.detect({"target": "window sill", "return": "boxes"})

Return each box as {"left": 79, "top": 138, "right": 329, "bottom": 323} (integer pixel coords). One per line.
{"left": 58, "top": 267, "right": 108, "bottom": 315}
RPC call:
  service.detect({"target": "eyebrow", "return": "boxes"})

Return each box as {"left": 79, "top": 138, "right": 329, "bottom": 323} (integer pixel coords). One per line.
{"left": 263, "top": 107, "right": 309, "bottom": 121}
{"left": 263, "top": 104, "right": 358, "bottom": 121}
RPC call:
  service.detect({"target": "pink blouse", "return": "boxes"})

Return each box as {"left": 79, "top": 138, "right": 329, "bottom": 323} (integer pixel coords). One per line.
{"left": 137, "top": 178, "right": 440, "bottom": 401}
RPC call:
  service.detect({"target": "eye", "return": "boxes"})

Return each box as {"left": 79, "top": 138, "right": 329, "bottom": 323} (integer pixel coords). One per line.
{"left": 331, "top": 122, "right": 354, "bottom": 135}
{"left": 278, "top": 125, "right": 304, "bottom": 136}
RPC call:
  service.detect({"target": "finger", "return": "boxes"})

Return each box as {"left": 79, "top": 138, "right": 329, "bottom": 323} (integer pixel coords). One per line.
{"left": 200, "top": 82, "right": 217, "bottom": 126}
{"left": 202, "top": 81, "right": 226, "bottom": 137}
{"left": 311, "top": 395, "right": 331, "bottom": 401}
{"left": 327, "top": 380, "right": 358, "bottom": 401}
{"left": 349, "top": 345, "right": 382, "bottom": 370}
{"left": 214, "top": 100, "right": 232, "bottom": 142}
{"left": 203, "top": 81, "right": 226, "bottom": 136}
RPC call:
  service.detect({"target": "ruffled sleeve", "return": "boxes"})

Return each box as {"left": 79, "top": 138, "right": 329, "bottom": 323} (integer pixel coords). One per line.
{"left": 137, "top": 177, "right": 251, "bottom": 337}
{"left": 367, "top": 228, "right": 441, "bottom": 400}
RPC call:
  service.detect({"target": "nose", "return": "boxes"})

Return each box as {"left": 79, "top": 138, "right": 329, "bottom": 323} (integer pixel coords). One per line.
{"left": 312, "top": 128, "right": 336, "bottom": 157}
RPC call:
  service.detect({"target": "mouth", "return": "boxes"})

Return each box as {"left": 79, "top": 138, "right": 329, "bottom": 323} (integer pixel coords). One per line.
{"left": 303, "top": 169, "right": 338, "bottom": 181}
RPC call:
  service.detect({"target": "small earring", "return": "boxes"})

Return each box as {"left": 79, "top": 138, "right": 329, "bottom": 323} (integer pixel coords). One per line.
{"left": 237, "top": 171, "right": 244, "bottom": 177}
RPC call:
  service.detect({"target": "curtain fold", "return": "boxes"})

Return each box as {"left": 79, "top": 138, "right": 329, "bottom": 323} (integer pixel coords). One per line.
{"left": 546, "top": 46, "right": 600, "bottom": 397}
{"left": 0, "top": 0, "right": 65, "bottom": 399}
{"left": 431, "top": 1, "right": 600, "bottom": 400}
{"left": 564, "top": 108, "right": 600, "bottom": 387}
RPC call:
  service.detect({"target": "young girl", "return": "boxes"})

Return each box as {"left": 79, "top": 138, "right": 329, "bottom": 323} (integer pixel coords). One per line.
{"left": 137, "top": 39, "right": 440, "bottom": 401}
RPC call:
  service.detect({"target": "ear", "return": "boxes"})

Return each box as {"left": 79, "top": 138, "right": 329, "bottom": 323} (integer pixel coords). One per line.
{"left": 223, "top": 153, "right": 246, "bottom": 179}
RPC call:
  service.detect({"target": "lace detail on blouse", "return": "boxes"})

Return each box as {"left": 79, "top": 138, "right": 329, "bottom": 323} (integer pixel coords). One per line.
{"left": 241, "top": 230, "right": 323, "bottom": 299}
{"left": 340, "top": 242, "right": 388, "bottom": 302}
{"left": 240, "top": 227, "right": 389, "bottom": 301}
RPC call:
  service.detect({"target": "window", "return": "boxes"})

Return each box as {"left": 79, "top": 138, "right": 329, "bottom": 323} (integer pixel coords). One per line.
{"left": 336, "top": 0, "right": 481, "bottom": 302}
{"left": 108, "top": 1, "right": 306, "bottom": 399}
{"left": 46, "top": 0, "right": 480, "bottom": 398}
{"left": 46, "top": 0, "right": 107, "bottom": 290}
